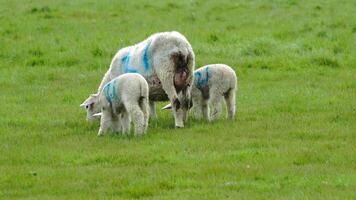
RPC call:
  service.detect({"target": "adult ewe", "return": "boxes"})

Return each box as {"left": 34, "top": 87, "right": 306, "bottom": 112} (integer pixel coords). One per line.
{"left": 163, "top": 64, "right": 237, "bottom": 121}
{"left": 81, "top": 31, "right": 195, "bottom": 128}
{"left": 82, "top": 73, "right": 149, "bottom": 136}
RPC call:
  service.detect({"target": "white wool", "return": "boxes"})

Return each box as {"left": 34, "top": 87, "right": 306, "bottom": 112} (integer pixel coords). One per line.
{"left": 162, "top": 64, "right": 237, "bottom": 121}
{"left": 82, "top": 31, "right": 195, "bottom": 128}
{"left": 85, "top": 73, "right": 149, "bottom": 136}
{"left": 191, "top": 64, "right": 237, "bottom": 121}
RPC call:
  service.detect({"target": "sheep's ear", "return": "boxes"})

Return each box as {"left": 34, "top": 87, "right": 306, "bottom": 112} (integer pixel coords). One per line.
{"left": 162, "top": 104, "right": 172, "bottom": 110}
{"left": 92, "top": 113, "right": 102, "bottom": 117}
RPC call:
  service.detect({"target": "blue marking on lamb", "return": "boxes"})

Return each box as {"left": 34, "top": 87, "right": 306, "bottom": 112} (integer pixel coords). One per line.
{"left": 194, "top": 66, "right": 210, "bottom": 88}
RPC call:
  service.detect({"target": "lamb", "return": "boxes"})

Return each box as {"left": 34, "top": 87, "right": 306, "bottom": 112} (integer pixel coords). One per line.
{"left": 163, "top": 64, "right": 237, "bottom": 121}
{"left": 81, "top": 31, "right": 195, "bottom": 128}
{"left": 80, "top": 73, "right": 149, "bottom": 136}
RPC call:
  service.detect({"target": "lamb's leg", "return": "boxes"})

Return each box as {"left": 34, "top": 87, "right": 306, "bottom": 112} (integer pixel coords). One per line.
{"left": 224, "top": 88, "right": 236, "bottom": 119}
{"left": 192, "top": 90, "right": 204, "bottom": 120}
{"left": 202, "top": 100, "right": 210, "bottom": 121}
{"left": 149, "top": 101, "right": 157, "bottom": 119}
{"left": 98, "top": 109, "right": 112, "bottom": 136}
{"left": 111, "top": 114, "right": 122, "bottom": 133}
{"left": 140, "top": 99, "right": 150, "bottom": 134}
{"left": 209, "top": 88, "right": 223, "bottom": 121}
{"left": 126, "top": 104, "right": 145, "bottom": 136}
{"left": 121, "top": 111, "right": 131, "bottom": 135}
{"left": 194, "top": 105, "right": 202, "bottom": 119}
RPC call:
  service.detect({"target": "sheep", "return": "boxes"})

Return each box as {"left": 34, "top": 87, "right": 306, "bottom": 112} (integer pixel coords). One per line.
{"left": 162, "top": 64, "right": 237, "bottom": 121}
{"left": 81, "top": 31, "right": 195, "bottom": 128}
{"left": 80, "top": 73, "right": 149, "bottom": 136}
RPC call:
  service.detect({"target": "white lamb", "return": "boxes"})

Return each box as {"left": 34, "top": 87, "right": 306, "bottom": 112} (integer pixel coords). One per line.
{"left": 163, "top": 64, "right": 237, "bottom": 121}
{"left": 81, "top": 31, "right": 195, "bottom": 128}
{"left": 81, "top": 73, "right": 149, "bottom": 136}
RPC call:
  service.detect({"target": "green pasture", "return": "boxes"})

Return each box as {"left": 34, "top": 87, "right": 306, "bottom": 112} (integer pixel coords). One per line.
{"left": 0, "top": 0, "right": 355, "bottom": 199}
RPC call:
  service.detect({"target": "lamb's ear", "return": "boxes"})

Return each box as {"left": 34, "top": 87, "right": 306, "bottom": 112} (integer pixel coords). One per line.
{"left": 92, "top": 113, "right": 102, "bottom": 117}
{"left": 80, "top": 99, "right": 90, "bottom": 108}
{"left": 80, "top": 94, "right": 98, "bottom": 107}
{"left": 162, "top": 104, "right": 172, "bottom": 110}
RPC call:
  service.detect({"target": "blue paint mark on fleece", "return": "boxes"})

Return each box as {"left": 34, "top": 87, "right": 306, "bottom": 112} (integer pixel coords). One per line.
{"left": 122, "top": 53, "right": 138, "bottom": 73}
{"left": 194, "top": 67, "right": 210, "bottom": 88}
{"left": 142, "top": 41, "right": 152, "bottom": 74}
{"left": 103, "top": 79, "right": 119, "bottom": 104}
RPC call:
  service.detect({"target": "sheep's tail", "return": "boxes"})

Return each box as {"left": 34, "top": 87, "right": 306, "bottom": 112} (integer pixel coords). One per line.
{"left": 170, "top": 50, "right": 195, "bottom": 93}
{"left": 170, "top": 50, "right": 194, "bottom": 73}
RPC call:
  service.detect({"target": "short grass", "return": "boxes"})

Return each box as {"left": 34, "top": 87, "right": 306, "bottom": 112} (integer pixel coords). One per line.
{"left": 0, "top": 0, "right": 355, "bottom": 199}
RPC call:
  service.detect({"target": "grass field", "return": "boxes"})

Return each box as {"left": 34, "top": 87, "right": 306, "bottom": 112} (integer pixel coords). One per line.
{"left": 1, "top": 0, "right": 355, "bottom": 199}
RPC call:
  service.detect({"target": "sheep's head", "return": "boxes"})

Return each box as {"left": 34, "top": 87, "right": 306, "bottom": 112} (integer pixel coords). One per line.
{"left": 80, "top": 94, "right": 101, "bottom": 121}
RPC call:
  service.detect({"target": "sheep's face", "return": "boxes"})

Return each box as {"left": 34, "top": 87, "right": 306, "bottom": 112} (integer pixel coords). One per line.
{"left": 80, "top": 94, "right": 101, "bottom": 121}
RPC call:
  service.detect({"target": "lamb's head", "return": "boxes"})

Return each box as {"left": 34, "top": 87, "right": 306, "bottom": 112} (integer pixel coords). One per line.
{"left": 80, "top": 94, "right": 101, "bottom": 121}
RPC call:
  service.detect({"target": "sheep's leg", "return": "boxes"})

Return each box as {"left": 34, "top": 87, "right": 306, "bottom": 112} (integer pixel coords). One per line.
{"left": 164, "top": 84, "right": 184, "bottom": 128}
{"left": 155, "top": 66, "right": 183, "bottom": 127}
{"left": 149, "top": 101, "right": 157, "bottom": 119}
{"left": 173, "top": 106, "right": 185, "bottom": 128}
{"left": 126, "top": 104, "right": 145, "bottom": 136}
{"left": 179, "top": 87, "right": 190, "bottom": 123}
{"left": 111, "top": 114, "right": 122, "bottom": 133}
{"left": 98, "top": 109, "right": 112, "bottom": 136}
{"left": 140, "top": 99, "right": 150, "bottom": 134}
{"left": 209, "top": 90, "right": 223, "bottom": 121}
{"left": 121, "top": 111, "right": 131, "bottom": 135}
{"left": 224, "top": 89, "right": 236, "bottom": 119}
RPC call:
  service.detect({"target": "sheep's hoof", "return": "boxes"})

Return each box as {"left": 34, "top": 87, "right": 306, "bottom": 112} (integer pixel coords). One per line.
{"left": 175, "top": 125, "right": 184, "bottom": 129}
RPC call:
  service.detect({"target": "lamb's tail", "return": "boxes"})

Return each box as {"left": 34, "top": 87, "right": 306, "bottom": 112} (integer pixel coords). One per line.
{"left": 139, "top": 80, "right": 149, "bottom": 102}
{"left": 230, "top": 69, "right": 238, "bottom": 90}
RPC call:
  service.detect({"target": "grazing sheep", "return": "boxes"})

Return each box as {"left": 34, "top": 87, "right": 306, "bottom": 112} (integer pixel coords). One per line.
{"left": 81, "top": 73, "right": 149, "bottom": 136}
{"left": 81, "top": 31, "right": 195, "bottom": 128}
{"left": 163, "top": 64, "right": 237, "bottom": 121}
